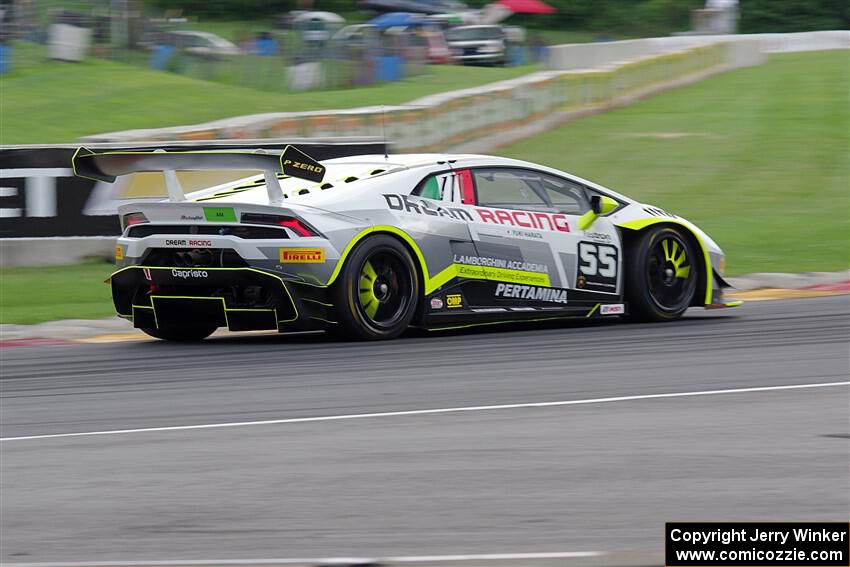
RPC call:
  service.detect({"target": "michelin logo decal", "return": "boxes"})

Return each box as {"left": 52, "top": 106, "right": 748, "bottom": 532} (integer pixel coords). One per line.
{"left": 495, "top": 283, "right": 567, "bottom": 304}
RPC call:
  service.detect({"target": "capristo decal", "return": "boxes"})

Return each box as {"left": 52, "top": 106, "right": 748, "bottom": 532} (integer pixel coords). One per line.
{"left": 384, "top": 194, "right": 472, "bottom": 221}
{"left": 171, "top": 269, "right": 208, "bottom": 279}
{"left": 495, "top": 283, "right": 568, "bottom": 304}
{"left": 475, "top": 208, "right": 570, "bottom": 233}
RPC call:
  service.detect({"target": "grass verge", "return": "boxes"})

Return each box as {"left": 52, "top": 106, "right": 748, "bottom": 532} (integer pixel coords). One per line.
{"left": 0, "top": 43, "right": 539, "bottom": 144}
{"left": 500, "top": 50, "right": 849, "bottom": 276}
{"left": 0, "top": 261, "right": 117, "bottom": 325}
{"left": 1, "top": 52, "right": 847, "bottom": 325}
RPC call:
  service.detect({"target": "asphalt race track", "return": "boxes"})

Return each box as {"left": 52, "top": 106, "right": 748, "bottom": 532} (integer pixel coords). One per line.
{"left": 1, "top": 296, "right": 848, "bottom": 564}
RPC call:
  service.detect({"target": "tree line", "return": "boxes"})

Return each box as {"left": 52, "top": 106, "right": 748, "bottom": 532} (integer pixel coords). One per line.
{"left": 145, "top": 0, "right": 850, "bottom": 35}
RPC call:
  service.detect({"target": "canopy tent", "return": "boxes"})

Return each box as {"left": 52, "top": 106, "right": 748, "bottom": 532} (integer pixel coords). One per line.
{"left": 291, "top": 11, "right": 346, "bottom": 24}
{"left": 497, "top": 0, "right": 555, "bottom": 14}
{"left": 368, "top": 12, "right": 428, "bottom": 29}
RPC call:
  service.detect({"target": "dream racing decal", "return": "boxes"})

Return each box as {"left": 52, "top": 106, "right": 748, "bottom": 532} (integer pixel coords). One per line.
{"left": 577, "top": 241, "right": 618, "bottom": 293}
{"left": 164, "top": 239, "right": 214, "bottom": 247}
{"left": 475, "top": 208, "right": 569, "bottom": 233}
{"left": 384, "top": 194, "right": 472, "bottom": 221}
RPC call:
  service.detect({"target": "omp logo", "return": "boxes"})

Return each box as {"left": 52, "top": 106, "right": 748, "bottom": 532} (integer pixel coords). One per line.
{"left": 495, "top": 283, "right": 567, "bottom": 304}
{"left": 280, "top": 248, "right": 325, "bottom": 263}
{"left": 171, "top": 269, "right": 208, "bottom": 279}
{"left": 282, "top": 159, "right": 324, "bottom": 174}
{"left": 446, "top": 294, "right": 463, "bottom": 308}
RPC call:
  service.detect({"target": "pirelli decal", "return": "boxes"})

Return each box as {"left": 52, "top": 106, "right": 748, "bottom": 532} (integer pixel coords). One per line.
{"left": 280, "top": 248, "right": 325, "bottom": 263}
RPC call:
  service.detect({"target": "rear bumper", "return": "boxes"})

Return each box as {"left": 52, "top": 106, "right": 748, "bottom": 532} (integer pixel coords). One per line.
{"left": 111, "top": 266, "right": 330, "bottom": 332}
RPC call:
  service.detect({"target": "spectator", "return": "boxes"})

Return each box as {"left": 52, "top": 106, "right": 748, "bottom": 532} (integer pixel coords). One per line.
{"left": 254, "top": 31, "right": 278, "bottom": 57}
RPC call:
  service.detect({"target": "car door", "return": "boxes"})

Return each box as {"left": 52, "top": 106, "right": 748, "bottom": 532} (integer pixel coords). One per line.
{"left": 464, "top": 167, "right": 622, "bottom": 305}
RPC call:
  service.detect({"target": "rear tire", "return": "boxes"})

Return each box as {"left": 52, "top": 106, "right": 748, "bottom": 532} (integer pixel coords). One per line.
{"left": 624, "top": 226, "right": 698, "bottom": 322}
{"left": 328, "top": 235, "right": 419, "bottom": 340}
{"left": 141, "top": 325, "right": 217, "bottom": 341}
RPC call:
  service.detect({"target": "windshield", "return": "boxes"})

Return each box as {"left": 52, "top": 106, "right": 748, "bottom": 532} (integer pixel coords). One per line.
{"left": 446, "top": 27, "right": 502, "bottom": 41}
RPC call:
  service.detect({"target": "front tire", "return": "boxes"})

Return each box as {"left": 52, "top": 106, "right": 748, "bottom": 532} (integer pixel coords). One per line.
{"left": 624, "top": 226, "right": 698, "bottom": 321}
{"left": 141, "top": 325, "right": 217, "bottom": 341}
{"left": 329, "top": 235, "right": 420, "bottom": 340}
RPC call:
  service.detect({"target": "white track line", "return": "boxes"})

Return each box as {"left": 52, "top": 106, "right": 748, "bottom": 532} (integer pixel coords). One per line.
{"left": 2, "top": 381, "right": 846, "bottom": 443}
{"left": 0, "top": 551, "right": 605, "bottom": 567}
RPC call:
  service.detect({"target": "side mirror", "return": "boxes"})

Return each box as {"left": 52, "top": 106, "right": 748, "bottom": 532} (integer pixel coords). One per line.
{"left": 580, "top": 195, "right": 619, "bottom": 231}
{"left": 591, "top": 195, "right": 618, "bottom": 215}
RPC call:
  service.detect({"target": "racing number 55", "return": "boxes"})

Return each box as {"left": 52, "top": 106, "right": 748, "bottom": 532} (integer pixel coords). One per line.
{"left": 579, "top": 242, "right": 617, "bottom": 277}
{"left": 577, "top": 241, "right": 619, "bottom": 293}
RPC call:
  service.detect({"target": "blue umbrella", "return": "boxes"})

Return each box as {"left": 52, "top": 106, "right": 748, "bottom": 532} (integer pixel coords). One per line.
{"left": 368, "top": 12, "right": 427, "bottom": 29}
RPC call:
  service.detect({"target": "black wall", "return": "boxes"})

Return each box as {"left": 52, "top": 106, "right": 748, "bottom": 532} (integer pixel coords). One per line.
{"left": 0, "top": 140, "right": 385, "bottom": 237}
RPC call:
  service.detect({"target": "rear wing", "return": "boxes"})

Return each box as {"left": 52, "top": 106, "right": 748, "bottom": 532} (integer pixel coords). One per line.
{"left": 72, "top": 145, "right": 326, "bottom": 204}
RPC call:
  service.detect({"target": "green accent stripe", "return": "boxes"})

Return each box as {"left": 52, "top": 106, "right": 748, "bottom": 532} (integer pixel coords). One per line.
{"left": 585, "top": 303, "right": 600, "bottom": 317}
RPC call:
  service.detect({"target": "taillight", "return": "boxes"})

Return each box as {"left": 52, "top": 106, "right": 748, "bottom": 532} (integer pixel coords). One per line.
{"left": 122, "top": 212, "right": 149, "bottom": 229}
{"left": 240, "top": 213, "right": 320, "bottom": 237}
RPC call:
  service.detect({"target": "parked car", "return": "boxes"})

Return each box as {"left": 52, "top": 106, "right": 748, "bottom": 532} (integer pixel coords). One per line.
{"left": 166, "top": 31, "right": 241, "bottom": 57}
{"left": 445, "top": 25, "right": 506, "bottom": 66}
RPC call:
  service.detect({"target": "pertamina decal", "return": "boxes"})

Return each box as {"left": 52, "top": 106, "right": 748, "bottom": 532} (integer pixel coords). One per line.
{"left": 495, "top": 283, "right": 567, "bottom": 304}
{"left": 446, "top": 294, "right": 463, "bottom": 308}
{"left": 280, "top": 248, "right": 325, "bottom": 263}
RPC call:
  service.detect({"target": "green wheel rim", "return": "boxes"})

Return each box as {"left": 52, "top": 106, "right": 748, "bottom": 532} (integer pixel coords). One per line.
{"left": 354, "top": 249, "right": 413, "bottom": 330}
{"left": 647, "top": 234, "right": 696, "bottom": 312}
{"left": 358, "top": 260, "right": 380, "bottom": 319}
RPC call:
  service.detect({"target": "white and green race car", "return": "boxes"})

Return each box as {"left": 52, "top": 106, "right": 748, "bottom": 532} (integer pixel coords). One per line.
{"left": 74, "top": 146, "right": 740, "bottom": 341}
